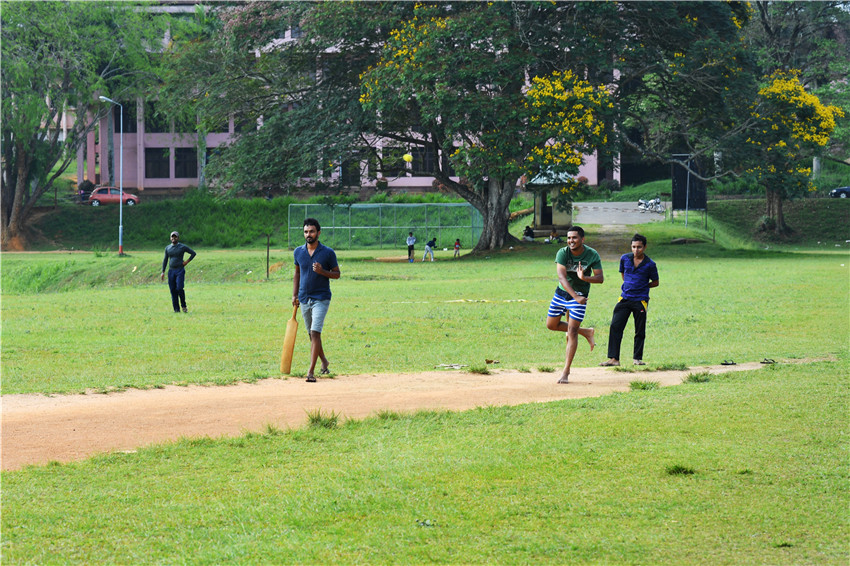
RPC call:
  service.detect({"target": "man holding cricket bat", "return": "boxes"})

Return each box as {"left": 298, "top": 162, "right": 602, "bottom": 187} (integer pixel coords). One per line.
{"left": 293, "top": 218, "right": 340, "bottom": 382}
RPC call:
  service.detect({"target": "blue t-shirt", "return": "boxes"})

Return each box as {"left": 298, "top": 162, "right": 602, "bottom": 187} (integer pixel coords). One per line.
{"left": 619, "top": 253, "right": 658, "bottom": 301}
{"left": 294, "top": 242, "right": 338, "bottom": 302}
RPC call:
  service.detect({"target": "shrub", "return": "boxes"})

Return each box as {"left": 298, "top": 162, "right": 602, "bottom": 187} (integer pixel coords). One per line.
{"left": 629, "top": 380, "right": 660, "bottom": 391}
{"left": 756, "top": 215, "right": 776, "bottom": 232}
{"left": 598, "top": 178, "right": 620, "bottom": 195}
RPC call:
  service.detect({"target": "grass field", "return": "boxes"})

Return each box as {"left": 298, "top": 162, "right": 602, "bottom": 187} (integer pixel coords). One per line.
{"left": 2, "top": 222, "right": 848, "bottom": 394}
{"left": 2, "top": 221, "right": 849, "bottom": 563}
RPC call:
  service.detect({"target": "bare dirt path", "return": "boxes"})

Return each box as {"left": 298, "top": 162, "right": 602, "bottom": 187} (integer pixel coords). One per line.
{"left": 2, "top": 363, "right": 764, "bottom": 471}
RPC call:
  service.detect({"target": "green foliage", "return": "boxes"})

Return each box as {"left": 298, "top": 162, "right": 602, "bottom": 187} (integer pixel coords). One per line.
{"left": 306, "top": 409, "right": 340, "bottom": 430}
{"left": 743, "top": 1, "right": 850, "bottom": 160}
{"left": 665, "top": 464, "right": 697, "bottom": 476}
{"left": 1, "top": 1, "right": 168, "bottom": 243}
{"left": 708, "top": 198, "right": 850, "bottom": 247}
{"left": 739, "top": 73, "right": 844, "bottom": 200}
{"left": 32, "top": 191, "right": 298, "bottom": 250}
{"left": 630, "top": 380, "right": 660, "bottom": 391}
{"left": 684, "top": 372, "right": 712, "bottom": 384}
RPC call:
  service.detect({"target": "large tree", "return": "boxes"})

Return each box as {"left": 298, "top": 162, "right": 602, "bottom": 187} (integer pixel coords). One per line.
{"left": 0, "top": 1, "right": 166, "bottom": 249}
{"left": 738, "top": 72, "right": 844, "bottom": 234}
{"left": 163, "top": 1, "right": 819, "bottom": 249}
{"left": 746, "top": 1, "right": 850, "bottom": 164}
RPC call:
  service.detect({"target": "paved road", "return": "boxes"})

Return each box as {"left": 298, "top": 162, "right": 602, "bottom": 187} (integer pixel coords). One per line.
{"left": 573, "top": 201, "right": 666, "bottom": 225}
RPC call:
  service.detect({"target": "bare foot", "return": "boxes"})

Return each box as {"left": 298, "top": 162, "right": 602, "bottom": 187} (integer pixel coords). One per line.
{"left": 586, "top": 327, "right": 595, "bottom": 352}
{"left": 557, "top": 371, "right": 570, "bottom": 384}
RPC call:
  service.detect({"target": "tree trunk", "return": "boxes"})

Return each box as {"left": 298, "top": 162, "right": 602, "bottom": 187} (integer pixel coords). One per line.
{"left": 470, "top": 177, "right": 518, "bottom": 251}
{"left": 2, "top": 147, "right": 33, "bottom": 249}
{"left": 766, "top": 187, "right": 789, "bottom": 235}
{"left": 106, "top": 110, "right": 115, "bottom": 186}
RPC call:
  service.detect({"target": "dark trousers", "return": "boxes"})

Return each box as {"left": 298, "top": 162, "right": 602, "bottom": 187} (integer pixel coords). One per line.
{"left": 408, "top": 245, "right": 414, "bottom": 260}
{"left": 168, "top": 268, "right": 187, "bottom": 312}
{"left": 607, "top": 299, "right": 648, "bottom": 360}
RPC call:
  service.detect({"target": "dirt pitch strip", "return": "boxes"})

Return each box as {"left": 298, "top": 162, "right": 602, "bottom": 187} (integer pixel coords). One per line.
{"left": 1, "top": 362, "right": 767, "bottom": 471}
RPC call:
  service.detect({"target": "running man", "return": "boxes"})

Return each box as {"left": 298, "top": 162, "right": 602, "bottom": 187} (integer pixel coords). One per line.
{"left": 545, "top": 226, "right": 604, "bottom": 383}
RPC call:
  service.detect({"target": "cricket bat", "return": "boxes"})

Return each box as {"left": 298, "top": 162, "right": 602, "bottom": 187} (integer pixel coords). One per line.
{"left": 280, "top": 305, "right": 299, "bottom": 374}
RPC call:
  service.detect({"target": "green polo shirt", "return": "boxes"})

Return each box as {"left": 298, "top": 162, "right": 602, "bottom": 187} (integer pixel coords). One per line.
{"left": 555, "top": 245, "right": 601, "bottom": 297}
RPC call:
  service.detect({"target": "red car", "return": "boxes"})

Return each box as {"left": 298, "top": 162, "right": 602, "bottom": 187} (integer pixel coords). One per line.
{"left": 88, "top": 186, "right": 139, "bottom": 206}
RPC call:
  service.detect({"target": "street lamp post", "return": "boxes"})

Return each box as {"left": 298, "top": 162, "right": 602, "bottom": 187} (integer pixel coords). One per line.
{"left": 98, "top": 96, "right": 124, "bottom": 255}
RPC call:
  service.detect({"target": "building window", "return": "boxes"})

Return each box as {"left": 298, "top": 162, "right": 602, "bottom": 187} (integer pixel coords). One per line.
{"left": 145, "top": 148, "right": 170, "bottom": 178}
{"left": 341, "top": 155, "right": 362, "bottom": 187}
{"left": 112, "top": 104, "right": 138, "bottom": 134}
{"left": 175, "top": 148, "right": 198, "bottom": 178}
{"left": 411, "top": 146, "right": 438, "bottom": 174}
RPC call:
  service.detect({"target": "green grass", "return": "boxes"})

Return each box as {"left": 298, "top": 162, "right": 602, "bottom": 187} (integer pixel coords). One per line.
{"left": 2, "top": 220, "right": 849, "bottom": 563}
{"left": 2, "top": 362, "right": 846, "bottom": 564}
{"left": 706, "top": 197, "right": 850, "bottom": 249}
{"left": 26, "top": 189, "right": 486, "bottom": 251}
{"left": 629, "top": 380, "right": 660, "bottom": 391}
{"left": 2, "top": 228, "right": 848, "bottom": 394}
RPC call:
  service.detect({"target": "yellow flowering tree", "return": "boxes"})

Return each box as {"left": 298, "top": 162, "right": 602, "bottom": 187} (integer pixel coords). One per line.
{"left": 359, "top": 3, "right": 615, "bottom": 250}
{"left": 743, "top": 72, "right": 844, "bottom": 234}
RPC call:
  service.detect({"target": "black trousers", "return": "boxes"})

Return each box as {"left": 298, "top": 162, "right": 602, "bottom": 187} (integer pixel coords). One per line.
{"left": 168, "top": 268, "right": 187, "bottom": 312}
{"left": 607, "top": 299, "right": 648, "bottom": 360}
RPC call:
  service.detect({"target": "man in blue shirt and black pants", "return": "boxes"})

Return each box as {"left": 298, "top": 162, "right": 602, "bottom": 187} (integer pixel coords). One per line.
{"left": 600, "top": 233, "right": 659, "bottom": 367}
{"left": 293, "top": 218, "right": 341, "bottom": 382}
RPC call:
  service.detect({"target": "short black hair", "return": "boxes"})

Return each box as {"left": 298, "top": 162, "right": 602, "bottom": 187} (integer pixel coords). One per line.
{"left": 566, "top": 225, "right": 585, "bottom": 238}
{"left": 632, "top": 233, "right": 647, "bottom": 246}
{"left": 303, "top": 218, "right": 321, "bottom": 231}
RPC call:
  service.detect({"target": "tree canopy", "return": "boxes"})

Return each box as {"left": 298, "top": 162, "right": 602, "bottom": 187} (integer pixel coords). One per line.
{"left": 11, "top": 1, "right": 841, "bottom": 249}
{"left": 165, "top": 1, "right": 784, "bottom": 250}
{"left": 1, "top": 1, "right": 167, "bottom": 248}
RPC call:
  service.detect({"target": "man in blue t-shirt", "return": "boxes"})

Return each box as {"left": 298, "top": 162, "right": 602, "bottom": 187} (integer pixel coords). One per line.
{"left": 293, "top": 218, "right": 341, "bottom": 382}
{"left": 600, "top": 233, "right": 659, "bottom": 367}
{"left": 545, "top": 226, "right": 604, "bottom": 384}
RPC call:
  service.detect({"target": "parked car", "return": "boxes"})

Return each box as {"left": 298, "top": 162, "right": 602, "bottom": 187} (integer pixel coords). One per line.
{"left": 88, "top": 186, "right": 139, "bottom": 206}
{"left": 829, "top": 187, "right": 850, "bottom": 198}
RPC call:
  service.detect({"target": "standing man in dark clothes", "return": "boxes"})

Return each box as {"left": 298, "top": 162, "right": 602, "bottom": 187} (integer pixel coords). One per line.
{"left": 161, "top": 231, "right": 196, "bottom": 313}
{"left": 293, "top": 218, "right": 341, "bottom": 382}
{"left": 600, "top": 233, "right": 659, "bottom": 367}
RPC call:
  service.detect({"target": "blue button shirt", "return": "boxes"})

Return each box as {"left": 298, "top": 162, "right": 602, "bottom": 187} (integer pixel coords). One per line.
{"left": 619, "top": 253, "right": 658, "bottom": 301}
{"left": 294, "top": 242, "right": 338, "bottom": 302}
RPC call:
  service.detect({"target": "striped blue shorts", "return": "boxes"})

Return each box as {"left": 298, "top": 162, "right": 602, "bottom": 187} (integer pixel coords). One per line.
{"left": 547, "top": 292, "right": 587, "bottom": 322}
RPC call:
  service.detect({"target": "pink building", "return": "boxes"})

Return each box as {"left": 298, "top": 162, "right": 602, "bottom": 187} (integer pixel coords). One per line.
{"left": 78, "top": 100, "right": 235, "bottom": 194}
